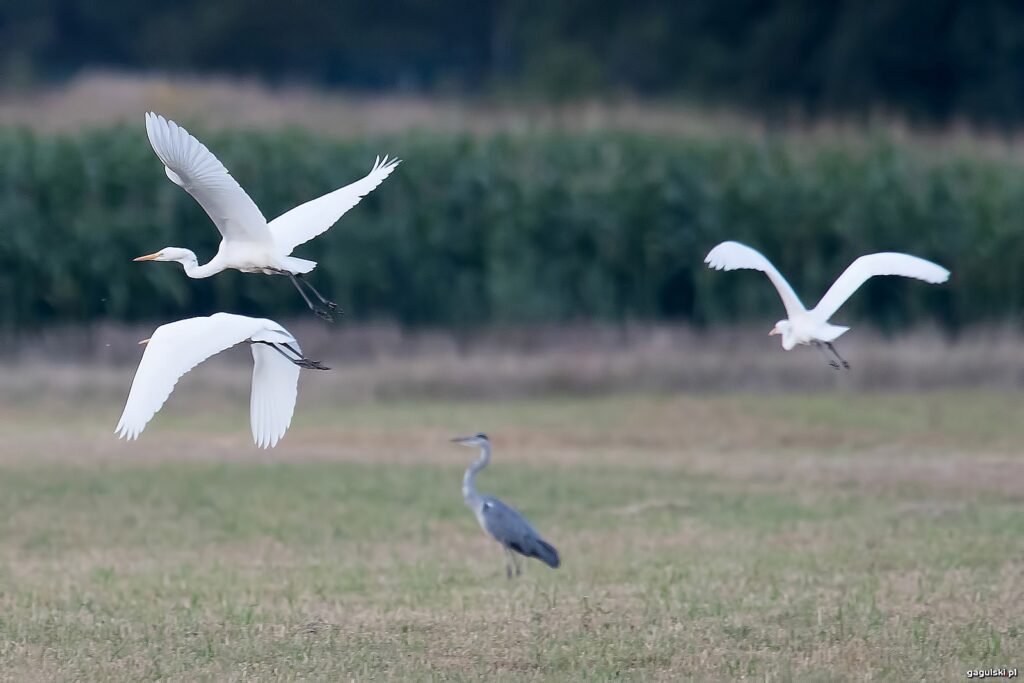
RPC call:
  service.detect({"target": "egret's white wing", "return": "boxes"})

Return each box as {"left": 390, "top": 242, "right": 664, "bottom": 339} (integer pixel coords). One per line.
{"left": 145, "top": 112, "right": 271, "bottom": 242}
{"left": 115, "top": 314, "right": 266, "bottom": 441}
{"left": 810, "top": 253, "right": 950, "bottom": 323}
{"left": 249, "top": 343, "right": 300, "bottom": 449}
{"left": 704, "top": 241, "right": 807, "bottom": 319}
{"left": 268, "top": 155, "right": 401, "bottom": 255}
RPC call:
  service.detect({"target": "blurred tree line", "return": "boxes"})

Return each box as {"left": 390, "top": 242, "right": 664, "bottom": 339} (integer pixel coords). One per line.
{"left": 3, "top": 0, "right": 1024, "bottom": 125}
{"left": 0, "top": 125, "right": 1017, "bottom": 332}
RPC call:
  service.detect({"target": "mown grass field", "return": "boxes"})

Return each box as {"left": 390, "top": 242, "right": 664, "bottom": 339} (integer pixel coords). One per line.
{"left": 0, "top": 377, "right": 1022, "bottom": 680}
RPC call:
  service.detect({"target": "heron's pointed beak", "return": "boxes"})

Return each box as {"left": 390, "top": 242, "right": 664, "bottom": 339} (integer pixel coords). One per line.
{"left": 769, "top": 327, "right": 780, "bottom": 336}
{"left": 134, "top": 252, "right": 162, "bottom": 262}
{"left": 450, "top": 436, "right": 472, "bottom": 445}
{"left": 138, "top": 338, "right": 151, "bottom": 345}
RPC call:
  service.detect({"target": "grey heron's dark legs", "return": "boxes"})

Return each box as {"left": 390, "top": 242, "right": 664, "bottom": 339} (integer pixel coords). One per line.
{"left": 825, "top": 342, "right": 851, "bottom": 369}
{"left": 252, "top": 341, "right": 330, "bottom": 370}
{"left": 503, "top": 547, "right": 517, "bottom": 580}
{"left": 511, "top": 551, "right": 522, "bottom": 577}
{"left": 812, "top": 341, "right": 840, "bottom": 370}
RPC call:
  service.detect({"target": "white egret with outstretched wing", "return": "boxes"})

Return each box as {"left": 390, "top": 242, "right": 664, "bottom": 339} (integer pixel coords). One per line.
{"left": 115, "top": 313, "right": 328, "bottom": 448}
{"left": 704, "top": 241, "right": 950, "bottom": 368}
{"left": 134, "top": 113, "right": 400, "bottom": 321}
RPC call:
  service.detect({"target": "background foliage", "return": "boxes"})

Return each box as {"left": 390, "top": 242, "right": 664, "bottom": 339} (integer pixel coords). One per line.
{"left": 0, "top": 125, "right": 1016, "bottom": 332}
{"left": 4, "top": 0, "right": 1024, "bottom": 125}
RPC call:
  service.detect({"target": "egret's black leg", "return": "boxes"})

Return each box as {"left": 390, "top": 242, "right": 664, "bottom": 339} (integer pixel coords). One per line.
{"left": 286, "top": 273, "right": 334, "bottom": 322}
{"left": 295, "top": 274, "right": 339, "bottom": 312}
{"left": 279, "top": 342, "right": 308, "bottom": 360}
{"left": 285, "top": 272, "right": 319, "bottom": 310}
{"left": 825, "top": 342, "right": 851, "bottom": 369}
{"left": 813, "top": 341, "right": 840, "bottom": 369}
{"left": 267, "top": 268, "right": 336, "bottom": 321}
{"left": 254, "top": 341, "right": 331, "bottom": 370}
{"left": 274, "top": 342, "right": 330, "bottom": 370}
{"left": 290, "top": 356, "right": 331, "bottom": 371}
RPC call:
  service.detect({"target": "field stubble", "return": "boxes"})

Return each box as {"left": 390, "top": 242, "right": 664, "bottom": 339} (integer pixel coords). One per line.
{"left": 0, "top": 330, "right": 1022, "bottom": 679}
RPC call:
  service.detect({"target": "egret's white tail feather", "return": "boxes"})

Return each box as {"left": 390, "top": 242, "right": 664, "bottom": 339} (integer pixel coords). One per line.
{"left": 817, "top": 324, "right": 850, "bottom": 342}
{"left": 280, "top": 256, "right": 317, "bottom": 274}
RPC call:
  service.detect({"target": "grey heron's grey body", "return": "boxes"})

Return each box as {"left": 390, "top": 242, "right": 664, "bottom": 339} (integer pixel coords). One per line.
{"left": 453, "top": 433, "right": 560, "bottom": 578}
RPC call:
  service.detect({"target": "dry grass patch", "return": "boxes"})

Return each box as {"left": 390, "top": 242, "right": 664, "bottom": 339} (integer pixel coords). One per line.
{"left": 0, "top": 388, "right": 1020, "bottom": 678}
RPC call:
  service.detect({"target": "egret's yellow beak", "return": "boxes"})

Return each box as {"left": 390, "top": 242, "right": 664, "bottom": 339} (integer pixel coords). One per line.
{"left": 769, "top": 326, "right": 780, "bottom": 336}
{"left": 138, "top": 338, "right": 151, "bottom": 346}
{"left": 133, "top": 252, "right": 162, "bottom": 262}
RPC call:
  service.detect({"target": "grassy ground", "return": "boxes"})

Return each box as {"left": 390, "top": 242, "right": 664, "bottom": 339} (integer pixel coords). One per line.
{"left": 0, "top": 384, "right": 1022, "bottom": 680}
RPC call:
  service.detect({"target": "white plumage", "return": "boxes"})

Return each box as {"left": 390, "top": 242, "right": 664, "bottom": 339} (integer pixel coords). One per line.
{"left": 705, "top": 241, "right": 950, "bottom": 365}
{"left": 268, "top": 154, "right": 402, "bottom": 256}
{"left": 135, "top": 113, "right": 401, "bottom": 318}
{"left": 145, "top": 112, "right": 271, "bottom": 245}
{"left": 115, "top": 313, "right": 323, "bottom": 449}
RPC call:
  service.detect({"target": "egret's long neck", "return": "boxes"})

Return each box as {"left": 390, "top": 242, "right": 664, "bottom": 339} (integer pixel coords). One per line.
{"left": 179, "top": 253, "right": 223, "bottom": 279}
{"left": 462, "top": 443, "right": 491, "bottom": 507}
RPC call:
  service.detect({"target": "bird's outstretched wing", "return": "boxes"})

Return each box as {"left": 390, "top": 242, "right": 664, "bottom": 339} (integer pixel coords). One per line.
{"left": 115, "top": 313, "right": 267, "bottom": 441}
{"left": 268, "top": 155, "right": 401, "bottom": 255}
{"left": 248, "top": 341, "right": 301, "bottom": 449}
{"left": 145, "top": 112, "right": 271, "bottom": 242}
{"left": 481, "top": 497, "right": 560, "bottom": 568}
{"left": 704, "top": 241, "right": 806, "bottom": 320}
{"left": 810, "top": 253, "right": 950, "bottom": 323}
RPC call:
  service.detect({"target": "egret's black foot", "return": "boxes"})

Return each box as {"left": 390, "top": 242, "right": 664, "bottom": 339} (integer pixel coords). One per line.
{"left": 312, "top": 307, "right": 335, "bottom": 323}
{"left": 297, "top": 276, "right": 340, "bottom": 313}
{"left": 296, "top": 358, "right": 331, "bottom": 371}
{"left": 824, "top": 343, "right": 850, "bottom": 370}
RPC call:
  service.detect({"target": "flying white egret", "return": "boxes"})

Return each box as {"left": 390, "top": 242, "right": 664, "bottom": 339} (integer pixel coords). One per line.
{"left": 115, "top": 313, "right": 328, "bottom": 448}
{"left": 134, "top": 112, "right": 401, "bottom": 321}
{"left": 704, "top": 241, "right": 950, "bottom": 368}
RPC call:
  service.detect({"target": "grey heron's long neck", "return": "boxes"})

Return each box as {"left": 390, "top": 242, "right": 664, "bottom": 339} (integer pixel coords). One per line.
{"left": 462, "top": 443, "right": 491, "bottom": 507}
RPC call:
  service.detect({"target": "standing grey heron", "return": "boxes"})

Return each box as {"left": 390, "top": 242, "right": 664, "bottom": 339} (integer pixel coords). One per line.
{"left": 452, "top": 433, "right": 560, "bottom": 578}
